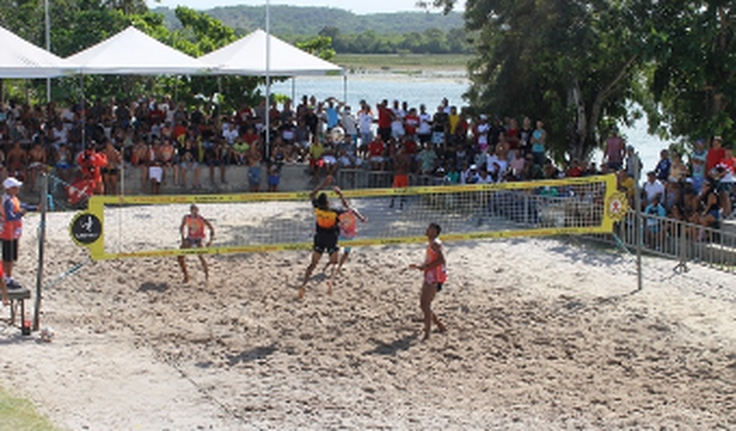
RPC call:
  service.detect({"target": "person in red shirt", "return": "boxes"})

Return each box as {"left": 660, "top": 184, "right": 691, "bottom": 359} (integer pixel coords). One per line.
{"left": 566, "top": 159, "right": 583, "bottom": 177}
{"left": 368, "top": 137, "right": 385, "bottom": 171}
{"left": 404, "top": 107, "right": 420, "bottom": 138}
{"left": 506, "top": 117, "right": 520, "bottom": 151}
{"left": 706, "top": 136, "right": 726, "bottom": 173}
{"left": 149, "top": 103, "right": 165, "bottom": 125}
{"left": 172, "top": 120, "right": 188, "bottom": 143}
{"left": 403, "top": 136, "right": 418, "bottom": 157}
{"left": 76, "top": 145, "right": 108, "bottom": 195}
{"left": 376, "top": 100, "right": 393, "bottom": 143}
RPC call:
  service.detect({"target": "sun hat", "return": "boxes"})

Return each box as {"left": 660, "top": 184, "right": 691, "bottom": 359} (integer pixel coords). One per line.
{"left": 3, "top": 177, "right": 22, "bottom": 189}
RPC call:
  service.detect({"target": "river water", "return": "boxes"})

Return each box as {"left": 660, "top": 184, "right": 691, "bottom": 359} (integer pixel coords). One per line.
{"left": 264, "top": 74, "right": 667, "bottom": 172}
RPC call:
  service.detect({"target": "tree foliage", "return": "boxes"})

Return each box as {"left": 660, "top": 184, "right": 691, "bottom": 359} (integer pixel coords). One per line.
{"left": 430, "top": 0, "right": 736, "bottom": 157}
{"left": 642, "top": 1, "right": 736, "bottom": 144}
{"left": 429, "top": 0, "right": 646, "bottom": 161}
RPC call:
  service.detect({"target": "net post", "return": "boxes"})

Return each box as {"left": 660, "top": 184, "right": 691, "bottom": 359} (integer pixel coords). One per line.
{"left": 633, "top": 151, "right": 643, "bottom": 291}
{"left": 33, "top": 172, "right": 48, "bottom": 331}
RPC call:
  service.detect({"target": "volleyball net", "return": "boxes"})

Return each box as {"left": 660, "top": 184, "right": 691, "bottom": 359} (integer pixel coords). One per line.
{"left": 71, "top": 174, "right": 624, "bottom": 261}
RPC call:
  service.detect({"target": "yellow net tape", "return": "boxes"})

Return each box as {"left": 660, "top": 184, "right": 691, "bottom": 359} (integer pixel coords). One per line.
{"left": 72, "top": 174, "right": 619, "bottom": 260}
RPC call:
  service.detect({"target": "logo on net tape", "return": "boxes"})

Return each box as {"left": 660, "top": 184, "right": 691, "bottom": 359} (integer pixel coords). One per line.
{"left": 70, "top": 212, "right": 102, "bottom": 246}
{"left": 605, "top": 192, "right": 629, "bottom": 222}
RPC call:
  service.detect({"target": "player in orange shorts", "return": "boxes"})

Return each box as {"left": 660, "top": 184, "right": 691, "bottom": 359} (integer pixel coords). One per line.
{"left": 390, "top": 144, "right": 412, "bottom": 209}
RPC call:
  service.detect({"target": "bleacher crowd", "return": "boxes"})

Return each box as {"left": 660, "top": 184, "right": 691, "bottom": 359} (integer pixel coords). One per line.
{"left": 0, "top": 95, "right": 733, "bottom": 233}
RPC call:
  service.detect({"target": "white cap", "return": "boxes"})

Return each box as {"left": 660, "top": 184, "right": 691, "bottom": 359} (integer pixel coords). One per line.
{"left": 480, "top": 114, "right": 488, "bottom": 120}
{"left": 470, "top": 164, "right": 478, "bottom": 170}
{"left": 3, "top": 177, "right": 22, "bottom": 189}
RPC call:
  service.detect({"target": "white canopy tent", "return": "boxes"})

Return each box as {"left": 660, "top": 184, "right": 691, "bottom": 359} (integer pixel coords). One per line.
{"left": 66, "top": 26, "right": 208, "bottom": 75}
{"left": 200, "top": 28, "right": 344, "bottom": 155}
{"left": 200, "top": 29, "right": 342, "bottom": 76}
{"left": 0, "top": 25, "right": 77, "bottom": 78}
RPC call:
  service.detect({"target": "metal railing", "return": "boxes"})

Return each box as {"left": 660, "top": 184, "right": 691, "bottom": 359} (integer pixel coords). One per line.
{"left": 335, "top": 168, "right": 736, "bottom": 273}
{"left": 590, "top": 211, "right": 736, "bottom": 273}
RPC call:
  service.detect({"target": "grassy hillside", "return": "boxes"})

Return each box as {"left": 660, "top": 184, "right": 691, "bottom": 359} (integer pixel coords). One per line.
{"left": 152, "top": 5, "right": 464, "bottom": 35}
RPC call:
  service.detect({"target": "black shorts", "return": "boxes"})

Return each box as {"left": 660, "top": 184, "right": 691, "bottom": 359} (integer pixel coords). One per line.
{"left": 313, "top": 231, "right": 339, "bottom": 255}
{"left": 436, "top": 283, "right": 443, "bottom": 292}
{"left": 378, "top": 127, "right": 391, "bottom": 143}
{"left": 3, "top": 239, "right": 18, "bottom": 263}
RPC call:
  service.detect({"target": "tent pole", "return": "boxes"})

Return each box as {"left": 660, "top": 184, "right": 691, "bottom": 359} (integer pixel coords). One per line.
{"left": 343, "top": 74, "right": 347, "bottom": 104}
{"left": 265, "top": 0, "right": 272, "bottom": 161}
{"left": 217, "top": 76, "right": 222, "bottom": 127}
{"left": 33, "top": 173, "right": 48, "bottom": 331}
{"left": 80, "top": 74, "right": 86, "bottom": 151}
{"left": 45, "top": 0, "right": 51, "bottom": 103}
{"left": 291, "top": 77, "right": 296, "bottom": 105}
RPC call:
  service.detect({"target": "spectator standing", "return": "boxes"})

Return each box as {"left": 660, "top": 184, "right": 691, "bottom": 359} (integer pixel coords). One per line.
{"left": 390, "top": 99, "right": 405, "bottom": 139}
{"left": 654, "top": 149, "right": 671, "bottom": 183}
{"left": 625, "top": 145, "right": 642, "bottom": 181}
{"left": 417, "top": 104, "right": 432, "bottom": 146}
{"left": 340, "top": 106, "right": 358, "bottom": 144}
{"left": 518, "top": 116, "right": 533, "bottom": 158}
{"left": 357, "top": 100, "right": 374, "bottom": 152}
{"left": 473, "top": 114, "right": 490, "bottom": 154}
{"left": 530, "top": 120, "right": 547, "bottom": 167}
{"left": 0, "top": 177, "right": 38, "bottom": 281}
{"left": 603, "top": 128, "right": 625, "bottom": 171}
{"left": 77, "top": 145, "right": 108, "bottom": 195}
{"left": 690, "top": 139, "right": 708, "bottom": 192}
{"left": 376, "top": 100, "right": 393, "bottom": 143}
{"left": 431, "top": 105, "right": 449, "bottom": 147}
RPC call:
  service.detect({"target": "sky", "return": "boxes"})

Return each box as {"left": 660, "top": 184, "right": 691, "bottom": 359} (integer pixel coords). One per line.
{"left": 147, "top": 0, "right": 464, "bottom": 15}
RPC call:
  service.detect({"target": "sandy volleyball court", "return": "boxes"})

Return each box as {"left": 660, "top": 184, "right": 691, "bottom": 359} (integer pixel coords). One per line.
{"left": 1, "top": 206, "right": 736, "bottom": 430}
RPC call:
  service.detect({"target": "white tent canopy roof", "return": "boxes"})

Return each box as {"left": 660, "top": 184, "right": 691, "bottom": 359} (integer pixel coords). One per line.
{"left": 200, "top": 29, "right": 343, "bottom": 76}
{"left": 0, "top": 25, "right": 78, "bottom": 78}
{"left": 67, "top": 26, "right": 208, "bottom": 75}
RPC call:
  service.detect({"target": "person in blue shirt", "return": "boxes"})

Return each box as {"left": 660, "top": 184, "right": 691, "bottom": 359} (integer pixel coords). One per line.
{"left": 654, "top": 149, "right": 672, "bottom": 183}
{"left": 644, "top": 194, "right": 667, "bottom": 248}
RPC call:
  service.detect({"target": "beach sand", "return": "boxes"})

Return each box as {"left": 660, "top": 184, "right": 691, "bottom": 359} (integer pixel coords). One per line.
{"left": 1, "top": 206, "right": 736, "bottom": 430}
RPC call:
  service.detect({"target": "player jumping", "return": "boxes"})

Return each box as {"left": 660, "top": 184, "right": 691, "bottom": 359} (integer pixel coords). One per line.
{"left": 299, "top": 175, "right": 348, "bottom": 299}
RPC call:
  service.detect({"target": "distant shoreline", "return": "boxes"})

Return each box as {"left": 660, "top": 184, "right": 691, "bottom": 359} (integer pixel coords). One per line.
{"left": 333, "top": 53, "right": 470, "bottom": 77}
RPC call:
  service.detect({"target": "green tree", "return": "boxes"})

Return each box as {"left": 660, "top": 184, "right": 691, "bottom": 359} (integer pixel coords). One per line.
{"left": 295, "top": 35, "right": 336, "bottom": 60}
{"left": 430, "top": 0, "right": 647, "bottom": 161}
{"left": 643, "top": 1, "right": 736, "bottom": 144}
{"left": 422, "top": 28, "right": 450, "bottom": 54}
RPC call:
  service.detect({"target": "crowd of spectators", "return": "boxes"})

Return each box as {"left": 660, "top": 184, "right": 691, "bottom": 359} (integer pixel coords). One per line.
{"left": 633, "top": 137, "right": 735, "bottom": 244}
{"left": 0, "top": 95, "right": 733, "bottom": 237}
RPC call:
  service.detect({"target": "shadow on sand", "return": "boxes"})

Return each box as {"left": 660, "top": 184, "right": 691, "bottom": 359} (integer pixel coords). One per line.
{"left": 363, "top": 333, "right": 419, "bottom": 356}
{"left": 226, "top": 344, "right": 278, "bottom": 366}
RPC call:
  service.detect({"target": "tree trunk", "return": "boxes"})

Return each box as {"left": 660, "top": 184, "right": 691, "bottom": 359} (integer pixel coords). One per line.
{"left": 568, "top": 77, "right": 587, "bottom": 161}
